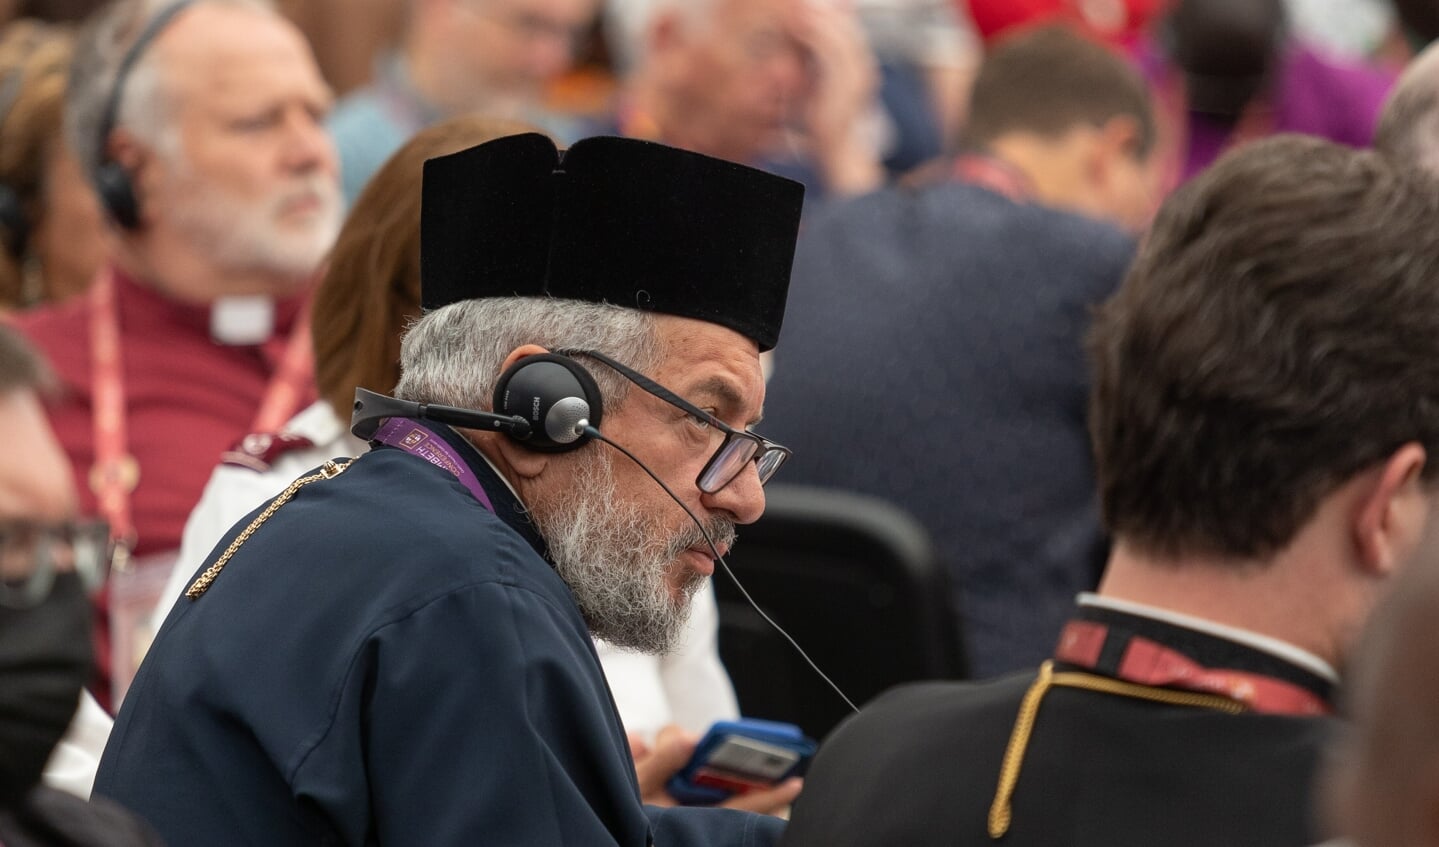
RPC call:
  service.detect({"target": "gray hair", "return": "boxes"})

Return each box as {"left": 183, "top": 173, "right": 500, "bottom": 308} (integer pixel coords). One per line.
{"left": 394, "top": 297, "right": 660, "bottom": 412}
{"left": 65, "top": 0, "right": 276, "bottom": 181}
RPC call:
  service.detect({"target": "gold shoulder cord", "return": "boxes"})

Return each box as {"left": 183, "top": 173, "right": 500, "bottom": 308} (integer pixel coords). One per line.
{"left": 185, "top": 459, "right": 352, "bottom": 600}
{"left": 987, "top": 660, "right": 1245, "bottom": 839}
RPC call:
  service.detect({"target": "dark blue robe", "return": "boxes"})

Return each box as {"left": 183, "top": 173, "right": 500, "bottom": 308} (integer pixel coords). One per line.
{"left": 96, "top": 425, "right": 781, "bottom": 846}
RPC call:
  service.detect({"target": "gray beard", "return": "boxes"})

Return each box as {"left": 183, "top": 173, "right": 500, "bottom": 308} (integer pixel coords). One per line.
{"left": 530, "top": 447, "right": 735, "bottom": 654}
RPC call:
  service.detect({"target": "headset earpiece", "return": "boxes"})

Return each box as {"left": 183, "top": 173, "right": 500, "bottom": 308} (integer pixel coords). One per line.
{"left": 92, "top": 0, "right": 197, "bottom": 230}
{"left": 0, "top": 183, "right": 27, "bottom": 256}
{"left": 493, "top": 353, "right": 603, "bottom": 452}
{"left": 95, "top": 159, "right": 141, "bottom": 230}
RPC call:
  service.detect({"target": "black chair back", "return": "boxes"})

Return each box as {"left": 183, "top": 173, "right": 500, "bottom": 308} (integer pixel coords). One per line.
{"left": 714, "top": 484, "right": 967, "bottom": 741}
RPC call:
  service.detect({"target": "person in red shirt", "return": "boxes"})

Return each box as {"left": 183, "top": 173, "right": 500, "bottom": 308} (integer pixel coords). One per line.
{"left": 9, "top": 0, "right": 341, "bottom": 708}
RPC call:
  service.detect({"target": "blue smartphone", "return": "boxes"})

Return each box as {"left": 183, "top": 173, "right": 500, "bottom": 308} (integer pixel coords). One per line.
{"left": 666, "top": 718, "right": 817, "bottom": 805}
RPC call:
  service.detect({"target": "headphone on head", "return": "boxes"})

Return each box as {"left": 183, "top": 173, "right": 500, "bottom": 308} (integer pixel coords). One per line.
{"left": 0, "top": 73, "right": 31, "bottom": 257}
{"left": 0, "top": 22, "right": 53, "bottom": 257}
{"left": 92, "top": 0, "right": 197, "bottom": 230}
{"left": 352, "top": 352, "right": 606, "bottom": 453}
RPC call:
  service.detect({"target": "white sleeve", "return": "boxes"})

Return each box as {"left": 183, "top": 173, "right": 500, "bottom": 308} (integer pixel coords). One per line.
{"left": 41, "top": 691, "right": 113, "bottom": 798}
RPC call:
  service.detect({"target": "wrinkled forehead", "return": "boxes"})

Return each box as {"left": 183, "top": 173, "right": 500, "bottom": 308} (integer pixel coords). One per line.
{"left": 648, "top": 315, "right": 766, "bottom": 415}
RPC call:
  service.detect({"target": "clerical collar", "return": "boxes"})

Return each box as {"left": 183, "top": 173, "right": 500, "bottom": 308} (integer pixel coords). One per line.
{"left": 210, "top": 295, "right": 275, "bottom": 345}
{"left": 1078, "top": 593, "right": 1340, "bottom": 683}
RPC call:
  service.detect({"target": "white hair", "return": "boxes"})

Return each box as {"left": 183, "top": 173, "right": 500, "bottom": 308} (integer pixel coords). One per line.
{"left": 394, "top": 297, "right": 660, "bottom": 412}
{"left": 65, "top": 0, "right": 277, "bottom": 180}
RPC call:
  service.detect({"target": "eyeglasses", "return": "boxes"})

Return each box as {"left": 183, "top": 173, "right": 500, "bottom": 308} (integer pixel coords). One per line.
{"left": 0, "top": 519, "right": 112, "bottom": 609}
{"left": 560, "top": 350, "right": 792, "bottom": 494}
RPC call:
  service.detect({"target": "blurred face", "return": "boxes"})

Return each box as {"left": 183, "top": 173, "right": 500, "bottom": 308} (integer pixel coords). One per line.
{"left": 0, "top": 388, "right": 75, "bottom": 527}
{"left": 668, "top": 0, "right": 811, "bottom": 161}
{"left": 145, "top": 5, "right": 341, "bottom": 281}
{"left": 451, "top": 0, "right": 597, "bottom": 106}
{"left": 527, "top": 317, "right": 770, "bottom": 652}
{"left": 0, "top": 384, "right": 95, "bottom": 805}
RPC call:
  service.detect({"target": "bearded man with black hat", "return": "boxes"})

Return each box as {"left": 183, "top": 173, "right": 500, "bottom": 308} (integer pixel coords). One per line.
{"left": 93, "top": 133, "right": 803, "bottom": 846}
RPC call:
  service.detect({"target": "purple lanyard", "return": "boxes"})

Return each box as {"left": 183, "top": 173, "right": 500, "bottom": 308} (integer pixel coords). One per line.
{"left": 371, "top": 419, "right": 495, "bottom": 514}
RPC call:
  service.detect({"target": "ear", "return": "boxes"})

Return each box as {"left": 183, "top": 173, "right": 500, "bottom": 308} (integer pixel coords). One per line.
{"left": 1353, "top": 443, "right": 1429, "bottom": 577}
{"left": 486, "top": 344, "right": 552, "bottom": 480}
{"left": 1088, "top": 115, "right": 1143, "bottom": 183}
{"left": 106, "top": 128, "right": 155, "bottom": 225}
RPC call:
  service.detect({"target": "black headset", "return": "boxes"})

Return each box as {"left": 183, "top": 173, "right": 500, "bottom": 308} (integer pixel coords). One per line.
{"left": 92, "top": 0, "right": 197, "bottom": 230}
{"left": 0, "top": 23, "right": 51, "bottom": 257}
{"left": 352, "top": 353, "right": 606, "bottom": 453}
{"left": 0, "top": 73, "right": 31, "bottom": 257}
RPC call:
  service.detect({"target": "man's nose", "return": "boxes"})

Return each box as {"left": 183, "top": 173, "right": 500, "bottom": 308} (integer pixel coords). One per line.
{"left": 702, "top": 462, "right": 767, "bottom": 526}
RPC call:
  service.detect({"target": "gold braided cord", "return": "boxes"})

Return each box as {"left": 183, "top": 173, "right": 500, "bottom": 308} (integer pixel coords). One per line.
{"left": 987, "top": 660, "right": 1246, "bottom": 840}
{"left": 1051, "top": 671, "right": 1247, "bottom": 715}
{"left": 185, "top": 459, "right": 352, "bottom": 600}
{"left": 988, "top": 660, "right": 1054, "bottom": 839}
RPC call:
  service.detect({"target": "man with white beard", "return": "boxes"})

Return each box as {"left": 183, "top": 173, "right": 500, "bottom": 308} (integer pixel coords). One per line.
{"left": 11, "top": 0, "right": 341, "bottom": 710}
{"left": 95, "top": 132, "right": 803, "bottom": 845}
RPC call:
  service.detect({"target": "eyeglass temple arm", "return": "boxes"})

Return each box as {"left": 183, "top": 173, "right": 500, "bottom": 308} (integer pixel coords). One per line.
{"left": 554, "top": 349, "right": 727, "bottom": 430}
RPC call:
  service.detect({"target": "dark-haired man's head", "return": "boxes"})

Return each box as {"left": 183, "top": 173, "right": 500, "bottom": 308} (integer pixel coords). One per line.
{"left": 1088, "top": 135, "right": 1439, "bottom": 665}
{"left": 962, "top": 25, "right": 1158, "bottom": 231}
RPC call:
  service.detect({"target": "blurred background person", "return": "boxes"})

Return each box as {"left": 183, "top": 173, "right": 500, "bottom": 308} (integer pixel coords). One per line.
{"left": 962, "top": 0, "right": 1163, "bottom": 48}
{"left": 605, "top": 0, "right": 886, "bottom": 198}
{"left": 0, "top": 325, "right": 159, "bottom": 845}
{"left": 274, "top": 0, "right": 405, "bottom": 96}
{"left": 0, "top": 1, "right": 110, "bottom": 25}
{"left": 12, "top": 0, "right": 341, "bottom": 710}
{"left": 782, "top": 134, "right": 1439, "bottom": 847}
{"left": 0, "top": 19, "right": 108, "bottom": 309}
{"left": 1139, "top": 0, "right": 1395, "bottom": 186}
{"left": 763, "top": 26, "right": 1156, "bottom": 678}
{"left": 326, "top": 0, "right": 599, "bottom": 203}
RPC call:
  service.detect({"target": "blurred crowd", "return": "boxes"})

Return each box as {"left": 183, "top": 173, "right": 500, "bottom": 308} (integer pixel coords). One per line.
{"left": 5, "top": 0, "right": 1439, "bottom": 845}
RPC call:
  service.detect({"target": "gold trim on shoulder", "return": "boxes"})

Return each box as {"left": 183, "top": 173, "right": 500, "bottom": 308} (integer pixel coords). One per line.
{"left": 186, "top": 459, "right": 353, "bottom": 600}
{"left": 987, "top": 660, "right": 1245, "bottom": 839}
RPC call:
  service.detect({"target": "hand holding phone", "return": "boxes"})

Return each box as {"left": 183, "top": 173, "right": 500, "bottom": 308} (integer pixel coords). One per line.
{"left": 665, "top": 718, "right": 816, "bottom": 806}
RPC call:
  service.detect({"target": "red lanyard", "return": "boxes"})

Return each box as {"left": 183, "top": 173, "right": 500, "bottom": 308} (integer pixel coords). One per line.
{"left": 950, "top": 154, "right": 1036, "bottom": 202}
{"left": 1055, "top": 619, "right": 1333, "bottom": 717}
{"left": 87, "top": 268, "right": 314, "bottom": 555}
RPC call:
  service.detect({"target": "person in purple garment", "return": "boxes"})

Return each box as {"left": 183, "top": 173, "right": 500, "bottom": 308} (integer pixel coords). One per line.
{"left": 1139, "top": 0, "right": 1395, "bottom": 185}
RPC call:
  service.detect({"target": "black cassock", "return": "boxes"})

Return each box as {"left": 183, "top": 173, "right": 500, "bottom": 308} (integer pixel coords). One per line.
{"left": 781, "top": 604, "right": 1338, "bottom": 847}
{"left": 96, "top": 424, "right": 780, "bottom": 847}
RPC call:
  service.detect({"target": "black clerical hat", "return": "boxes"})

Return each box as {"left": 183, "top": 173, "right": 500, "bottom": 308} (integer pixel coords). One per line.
{"left": 419, "top": 133, "right": 804, "bottom": 351}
